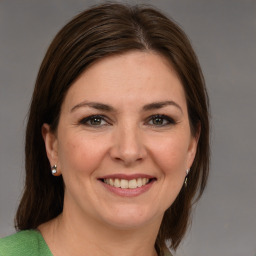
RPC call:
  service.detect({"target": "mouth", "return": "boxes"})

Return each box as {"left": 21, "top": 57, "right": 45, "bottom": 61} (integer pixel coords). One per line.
{"left": 101, "top": 177, "right": 154, "bottom": 189}
{"left": 98, "top": 175, "right": 156, "bottom": 197}
{"left": 98, "top": 174, "right": 157, "bottom": 189}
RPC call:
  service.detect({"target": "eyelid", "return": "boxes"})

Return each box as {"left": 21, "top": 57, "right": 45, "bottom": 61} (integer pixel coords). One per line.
{"left": 145, "top": 114, "right": 176, "bottom": 126}
{"left": 78, "top": 114, "right": 111, "bottom": 126}
{"left": 78, "top": 114, "right": 176, "bottom": 128}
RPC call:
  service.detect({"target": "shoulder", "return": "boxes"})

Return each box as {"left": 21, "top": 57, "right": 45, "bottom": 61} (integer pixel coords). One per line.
{"left": 0, "top": 230, "right": 52, "bottom": 256}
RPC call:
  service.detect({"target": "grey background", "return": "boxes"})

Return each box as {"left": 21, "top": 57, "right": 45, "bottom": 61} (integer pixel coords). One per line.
{"left": 0, "top": 0, "right": 255, "bottom": 255}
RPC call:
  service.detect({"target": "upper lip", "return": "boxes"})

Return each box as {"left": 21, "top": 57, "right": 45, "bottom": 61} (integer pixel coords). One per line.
{"left": 98, "top": 174, "right": 156, "bottom": 181}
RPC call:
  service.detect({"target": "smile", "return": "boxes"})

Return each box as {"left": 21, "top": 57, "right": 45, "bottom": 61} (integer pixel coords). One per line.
{"left": 103, "top": 178, "right": 150, "bottom": 189}
{"left": 98, "top": 174, "right": 156, "bottom": 197}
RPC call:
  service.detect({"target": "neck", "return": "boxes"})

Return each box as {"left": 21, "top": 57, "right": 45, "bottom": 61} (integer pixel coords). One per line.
{"left": 39, "top": 204, "right": 162, "bottom": 256}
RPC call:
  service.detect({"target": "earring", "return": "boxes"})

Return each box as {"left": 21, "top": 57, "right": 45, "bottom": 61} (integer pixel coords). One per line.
{"left": 184, "top": 169, "right": 190, "bottom": 187}
{"left": 51, "top": 165, "right": 57, "bottom": 176}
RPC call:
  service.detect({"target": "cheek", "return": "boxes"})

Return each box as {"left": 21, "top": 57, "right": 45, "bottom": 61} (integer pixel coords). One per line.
{"left": 149, "top": 133, "right": 189, "bottom": 189}
{"left": 153, "top": 135, "right": 188, "bottom": 170}
{"left": 57, "top": 133, "right": 107, "bottom": 177}
{"left": 144, "top": 134, "right": 190, "bottom": 212}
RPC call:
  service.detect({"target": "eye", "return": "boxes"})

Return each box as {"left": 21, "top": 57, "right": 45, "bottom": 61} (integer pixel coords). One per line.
{"left": 147, "top": 114, "right": 175, "bottom": 126}
{"left": 79, "top": 115, "right": 109, "bottom": 127}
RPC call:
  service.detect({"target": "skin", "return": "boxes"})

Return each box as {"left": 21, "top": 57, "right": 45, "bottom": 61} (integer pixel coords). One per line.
{"left": 40, "top": 51, "right": 199, "bottom": 256}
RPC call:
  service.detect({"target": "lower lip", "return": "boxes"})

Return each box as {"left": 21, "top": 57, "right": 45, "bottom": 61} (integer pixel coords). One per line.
{"left": 100, "top": 180, "right": 155, "bottom": 197}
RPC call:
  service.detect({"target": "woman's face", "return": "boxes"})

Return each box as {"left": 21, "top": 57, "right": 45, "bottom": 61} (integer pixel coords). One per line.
{"left": 44, "top": 51, "right": 198, "bottom": 230}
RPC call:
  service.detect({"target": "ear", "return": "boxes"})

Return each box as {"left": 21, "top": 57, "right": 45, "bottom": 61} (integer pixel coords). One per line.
{"left": 42, "top": 123, "right": 59, "bottom": 169}
{"left": 186, "top": 122, "right": 201, "bottom": 169}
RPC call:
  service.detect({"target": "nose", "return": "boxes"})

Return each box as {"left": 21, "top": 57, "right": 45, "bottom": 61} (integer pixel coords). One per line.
{"left": 109, "top": 124, "right": 147, "bottom": 166}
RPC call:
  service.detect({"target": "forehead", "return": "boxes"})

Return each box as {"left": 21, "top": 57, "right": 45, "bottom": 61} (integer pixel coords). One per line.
{"left": 62, "top": 51, "right": 187, "bottom": 111}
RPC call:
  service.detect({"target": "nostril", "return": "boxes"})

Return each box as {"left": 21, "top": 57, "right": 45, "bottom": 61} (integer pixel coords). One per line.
{"left": 109, "top": 136, "right": 147, "bottom": 164}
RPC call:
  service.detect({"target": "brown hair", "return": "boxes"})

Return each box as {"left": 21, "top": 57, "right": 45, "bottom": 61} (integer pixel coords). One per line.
{"left": 15, "top": 2, "right": 210, "bottom": 254}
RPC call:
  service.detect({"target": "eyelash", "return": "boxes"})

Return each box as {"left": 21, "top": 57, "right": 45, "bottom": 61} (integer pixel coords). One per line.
{"left": 78, "top": 114, "right": 176, "bottom": 127}
{"left": 146, "top": 114, "right": 176, "bottom": 126}
{"left": 79, "top": 115, "right": 109, "bottom": 127}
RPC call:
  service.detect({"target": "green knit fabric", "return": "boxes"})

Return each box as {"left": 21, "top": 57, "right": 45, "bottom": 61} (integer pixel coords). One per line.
{"left": 0, "top": 230, "right": 173, "bottom": 256}
{"left": 0, "top": 230, "right": 53, "bottom": 256}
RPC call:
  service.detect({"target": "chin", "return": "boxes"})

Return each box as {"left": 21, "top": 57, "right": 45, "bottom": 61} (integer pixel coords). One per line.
{"left": 99, "top": 206, "right": 161, "bottom": 230}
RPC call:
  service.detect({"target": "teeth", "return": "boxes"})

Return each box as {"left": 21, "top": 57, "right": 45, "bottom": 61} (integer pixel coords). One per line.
{"left": 137, "top": 178, "right": 142, "bottom": 187}
{"left": 109, "top": 178, "right": 114, "bottom": 186}
{"left": 120, "top": 179, "right": 129, "bottom": 188}
{"left": 114, "top": 179, "right": 120, "bottom": 187}
{"left": 129, "top": 179, "right": 137, "bottom": 189}
{"left": 103, "top": 178, "right": 150, "bottom": 189}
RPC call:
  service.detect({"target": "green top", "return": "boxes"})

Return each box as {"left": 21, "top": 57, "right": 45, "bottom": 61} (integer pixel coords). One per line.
{"left": 0, "top": 230, "right": 53, "bottom": 256}
{"left": 0, "top": 230, "right": 173, "bottom": 256}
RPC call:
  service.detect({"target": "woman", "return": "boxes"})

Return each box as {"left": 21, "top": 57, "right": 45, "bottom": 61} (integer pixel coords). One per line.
{"left": 0, "top": 3, "right": 209, "bottom": 256}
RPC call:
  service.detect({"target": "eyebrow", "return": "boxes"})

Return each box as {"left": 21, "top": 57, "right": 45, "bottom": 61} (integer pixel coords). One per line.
{"left": 143, "top": 101, "right": 183, "bottom": 113}
{"left": 70, "top": 101, "right": 114, "bottom": 113}
{"left": 70, "top": 100, "right": 183, "bottom": 113}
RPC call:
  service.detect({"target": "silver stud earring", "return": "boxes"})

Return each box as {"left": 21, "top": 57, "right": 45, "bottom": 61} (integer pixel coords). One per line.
{"left": 184, "top": 169, "right": 190, "bottom": 187}
{"left": 51, "top": 165, "right": 57, "bottom": 175}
